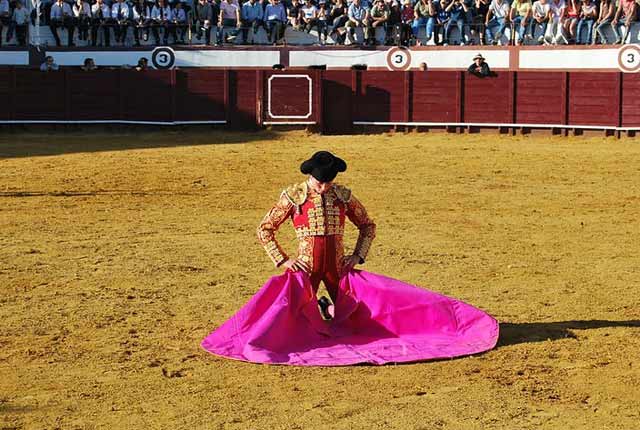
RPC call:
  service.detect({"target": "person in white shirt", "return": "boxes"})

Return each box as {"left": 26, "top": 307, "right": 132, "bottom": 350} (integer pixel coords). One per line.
{"left": 91, "top": 0, "right": 113, "bottom": 46}
{"left": 530, "top": 0, "right": 551, "bottom": 43}
{"left": 50, "top": 0, "right": 76, "bottom": 46}
{"left": 73, "top": 0, "right": 92, "bottom": 41}
{"left": 10, "top": 1, "right": 29, "bottom": 46}
{"left": 151, "top": 0, "right": 174, "bottom": 44}
{"left": 484, "top": 0, "right": 510, "bottom": 45}
{"left": 111, "top": 0, "right": 131, "bottom": 44}
{"left": 300, "top": 0, "right": 318, "bottom": 33}
{"left": 544, "top": 0, "right": 565, "bottom": 44}
{"left": 172, "top": 2, "right": 187, "bottom": 43}
{"left": 132, "top": 0, "right": 151, "bottom": 45}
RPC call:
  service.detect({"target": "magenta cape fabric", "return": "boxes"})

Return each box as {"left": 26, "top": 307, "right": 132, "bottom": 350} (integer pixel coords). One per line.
{"left": 201, "top": 270, "right": 499, "bottom": 366}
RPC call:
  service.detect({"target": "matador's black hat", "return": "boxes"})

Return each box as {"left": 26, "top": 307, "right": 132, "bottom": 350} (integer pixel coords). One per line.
{"left": 300, "top": 151, "right": 347, "bottom": 183}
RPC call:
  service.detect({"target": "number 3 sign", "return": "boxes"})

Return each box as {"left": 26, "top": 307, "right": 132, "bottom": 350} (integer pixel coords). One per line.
{"left": 386, "top": 47, "right": 412, "bottom": 71}
{"left": 618, "top": 45, "right": 640, "bottom": 73}
{"left": 151, "top": 47, "right": 177, "bottom": 70}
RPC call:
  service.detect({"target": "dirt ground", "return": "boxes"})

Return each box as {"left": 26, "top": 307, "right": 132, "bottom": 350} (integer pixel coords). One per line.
{"left": 1, "top": 130, "right": 639, "bottom": 430}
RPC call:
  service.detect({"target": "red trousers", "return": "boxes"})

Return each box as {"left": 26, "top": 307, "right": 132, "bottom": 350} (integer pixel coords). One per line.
{"left": 308, "top": 236, "right": 341, "bottom": 303}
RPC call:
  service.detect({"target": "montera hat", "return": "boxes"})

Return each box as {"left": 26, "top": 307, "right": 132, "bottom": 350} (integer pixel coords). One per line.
{"left": 473, "top": 53, "right": 485, "bottom": 61}
{"left": 300, "top": 151, "right": 347, "bottom": 182}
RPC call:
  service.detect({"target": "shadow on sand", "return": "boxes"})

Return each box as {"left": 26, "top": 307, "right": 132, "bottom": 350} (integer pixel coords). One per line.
{"left": 0, "top": 128, "right": 280, "bottom": 159}
{"left": 498, "top": 319, "right": 640, "bottom": 347}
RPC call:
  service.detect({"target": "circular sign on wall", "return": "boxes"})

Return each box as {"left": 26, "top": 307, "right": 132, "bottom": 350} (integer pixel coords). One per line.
{"left": 386, "top": 47, "right": 412, "bottom": 71}
{"left": 618, "top": 44, "right": 640, "bottom": 73}
{"left": 151, "top": 47, "right": 176, "bottom": 70}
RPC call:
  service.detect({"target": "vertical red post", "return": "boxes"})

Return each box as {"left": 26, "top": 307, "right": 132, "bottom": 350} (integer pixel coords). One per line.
{"left": 223, "top": 68, "right": 229, "bottom": 125}
{"left": 315, "top": 69, "right": 323, "bottom": 130}
{"left": 170, "top": 69, "right": 176, "bottom": 123}
{"left": 256, "top": 69, "right": 264, "bottom": 127}
{"left": 562, "top": 72, "right": 568, "bottom": 125}
{"left": 64, "top": 69, "right": 71, "bottom": 121}
{"left": 403, "top": 72, "right": 410, "bottom": 123}
{"left": 457, "top": 71, "right": 463, "bottom": 123}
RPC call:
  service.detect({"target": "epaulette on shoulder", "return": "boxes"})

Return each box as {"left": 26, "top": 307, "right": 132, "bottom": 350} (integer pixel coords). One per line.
{"left": 333, "top": 184, "right": 352, "bottom": 203}
{"left": 283, "top": 181, "right": 308, "bottom": 206}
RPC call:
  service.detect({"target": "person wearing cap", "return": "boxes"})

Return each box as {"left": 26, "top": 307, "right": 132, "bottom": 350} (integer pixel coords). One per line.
{"left": 257, "top": 151, "right": 376, "bottom": 320}
{"left": 467, "top": 52, "right": 491, "bottom": 77}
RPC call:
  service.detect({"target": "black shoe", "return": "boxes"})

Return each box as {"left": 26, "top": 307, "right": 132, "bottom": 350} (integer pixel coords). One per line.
{"left": 318, "top": 296, "right": 333, "bottom": 320}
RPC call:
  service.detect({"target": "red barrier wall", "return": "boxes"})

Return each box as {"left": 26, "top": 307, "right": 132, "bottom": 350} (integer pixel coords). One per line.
{"left": 621, "top": 74, "right": 640, "bottom": 128}
{"left": 515, "top": 72, "right": 566, "bottom": 125}
{"left": 568, "top": 72, "right": 620, "bottom": 127}
{"left": 0, "top": 68, "right": 638, "bottom": 134}
{"left": 410, "top": 71, "right": 461, "bottom": 123}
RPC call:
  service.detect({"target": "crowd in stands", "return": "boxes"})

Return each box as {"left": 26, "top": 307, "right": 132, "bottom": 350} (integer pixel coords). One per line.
{"left": 0, "top": 0, "right": 637, "bottom": 47}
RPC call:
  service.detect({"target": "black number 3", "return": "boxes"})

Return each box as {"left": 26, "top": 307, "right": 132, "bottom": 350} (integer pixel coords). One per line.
{"left": 394, "top": 54, "right": 404, "bottom": 64}
{"left": 627, "top": 53, "right": 635, "bottom": 64}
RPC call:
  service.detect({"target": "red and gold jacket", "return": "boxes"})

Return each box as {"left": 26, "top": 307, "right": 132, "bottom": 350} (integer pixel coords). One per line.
{"left": 257, "top": 181, "right": 376, "bottom": 271}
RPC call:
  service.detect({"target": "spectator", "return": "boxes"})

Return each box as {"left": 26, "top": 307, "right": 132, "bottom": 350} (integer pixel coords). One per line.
{"left": 242, "top": 0, "right": 264, "bottom": 44}
{"left": 509, "top": 0, "right": 532, "bottom": 45}
{"left": 345, "top": 0, "right": 369, "bottom": 45}
{"left": 563, "top": 0, "right": 579, "bottom": 43}
{"left": 612, "top": 0, "right": 636, "bottom": 44}
{"left": 173, "top": 2, "right": 187, "bottom": 43}
{"left": 194, "top": 0, "right": 214, "bottom": 44}
{"left": 218, "top": 0, "right": 241, "bottom": 44}
{"left": 544, "top": 0, "right": 566, "bottom": 45}
{"left": 300, "top": 0, "right": 318, "bottom": 34}
{"left": 328, "top": 0, "right": 348, "bottom": 43}
{"left": 132, "top": 0, "right": 151, "bottom": 45}
{"left": 485, "top": 0, "right": 509, "bottom": 45}
{"left": 467, "top": 52, "right": 490, "bottom": 76}
{"left": 81, "top": 57, "right": 97, "bottom": 70}
{"left": 531, "top": 0, "right": 551, "bottom": 44}
{"left": 265, "top": 0, "right": 286, "bottom": 44}
{"left": 444, "top": 0, "right": 469, "bottom": 45}
{"left": 73, "top": 0, "right": 91, "bottom": 43}
{"left": 388, "top": 0, "right": 403, "bottom": 45}
{"left": 411, "top": 0, "right": 435, "bottom": 46}
{"left": 288, "top": 0, "right": 302, "bottom": 29}
{"left": 135, "top": 56, "right": 148, "bottom": 70}
{"left": 40, "top": 55, "right": 59, "bottom": 71}
{"left": 0, "top": 0, "right": 10, "bottom": 47}
{"left": 112, "top": 0, "right": 131, "bottom": 45}
{"left": 91, "top": 0, "right": 112, "bottom": 47}
{"left": 12, "top": 1, "right": 29, "bottom": 46}
{"left": 369, "top": 0, "right": 390, "bottom": 45}
{"left": 316, "top": 0, "right": 329, "bottom": 44}
{"left": 436, "top": 0, "right": 452, "bottom": 45}
{"left": 593, "top": 0, "right": 615, "bottom": 44}
{"left": 418, "top": 61, "right": 428, "bottom": 70}
{"left": 399, "top": 0, "right": 414, "bottom": 45}
{"left": 151, "top": 0, "right": 174, "bottom": 45}
{"left": 576, "top": 0, "right": 596, "bottom": 43}
{"left": 471, "top": 0, "right": 490, "bottom": 45}
{"left": 50, "top": 0, "right": 75, "bottom": 46}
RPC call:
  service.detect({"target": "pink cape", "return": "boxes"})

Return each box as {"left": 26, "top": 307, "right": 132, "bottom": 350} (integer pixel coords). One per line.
{"left": 201, "top": 270, "right": 499, "bottom": 366}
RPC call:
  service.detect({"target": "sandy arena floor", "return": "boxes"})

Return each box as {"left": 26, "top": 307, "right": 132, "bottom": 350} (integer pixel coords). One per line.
{"left": 1, "top": 130, "right": 639, "bottom": 430}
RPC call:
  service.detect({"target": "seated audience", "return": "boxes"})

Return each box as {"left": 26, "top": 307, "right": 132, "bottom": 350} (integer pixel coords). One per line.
{"left": 151, "top": 0, "right": 174, "bottom": 45}
{"left": 91, "top": 0, "right": 113, "bottom": 47}
{"left": 50, "top": 0, "right": 75, "bottom": 46}
{"left": 218, "top": 0, "right": 241, "bottom": 43}
{"left": 242, "top": 0, "right": 264, "bottom": 44}
{"left": 265, "top": 0, "right": 286, "bottom": 44}
{"left": 576, "top": 0, "right": 596, "bottom": 44}
{"left": 612, "top": 0, "right": 636, "bottom": 44}
{"left": 12, "top": 1, "right": 30, "bottom": 46}
{"left": 509, "top": 0, "right": 532, "bottom": 45}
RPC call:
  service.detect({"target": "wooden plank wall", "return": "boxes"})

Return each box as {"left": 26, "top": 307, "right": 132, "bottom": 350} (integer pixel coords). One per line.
{"left": 0, "top": 68, "right": 637, "bottom": 133}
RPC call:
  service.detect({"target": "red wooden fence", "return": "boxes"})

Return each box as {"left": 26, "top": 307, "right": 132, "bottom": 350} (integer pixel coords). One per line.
{"left": 0, "top": 68, "right": 637, "bottom": 133}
